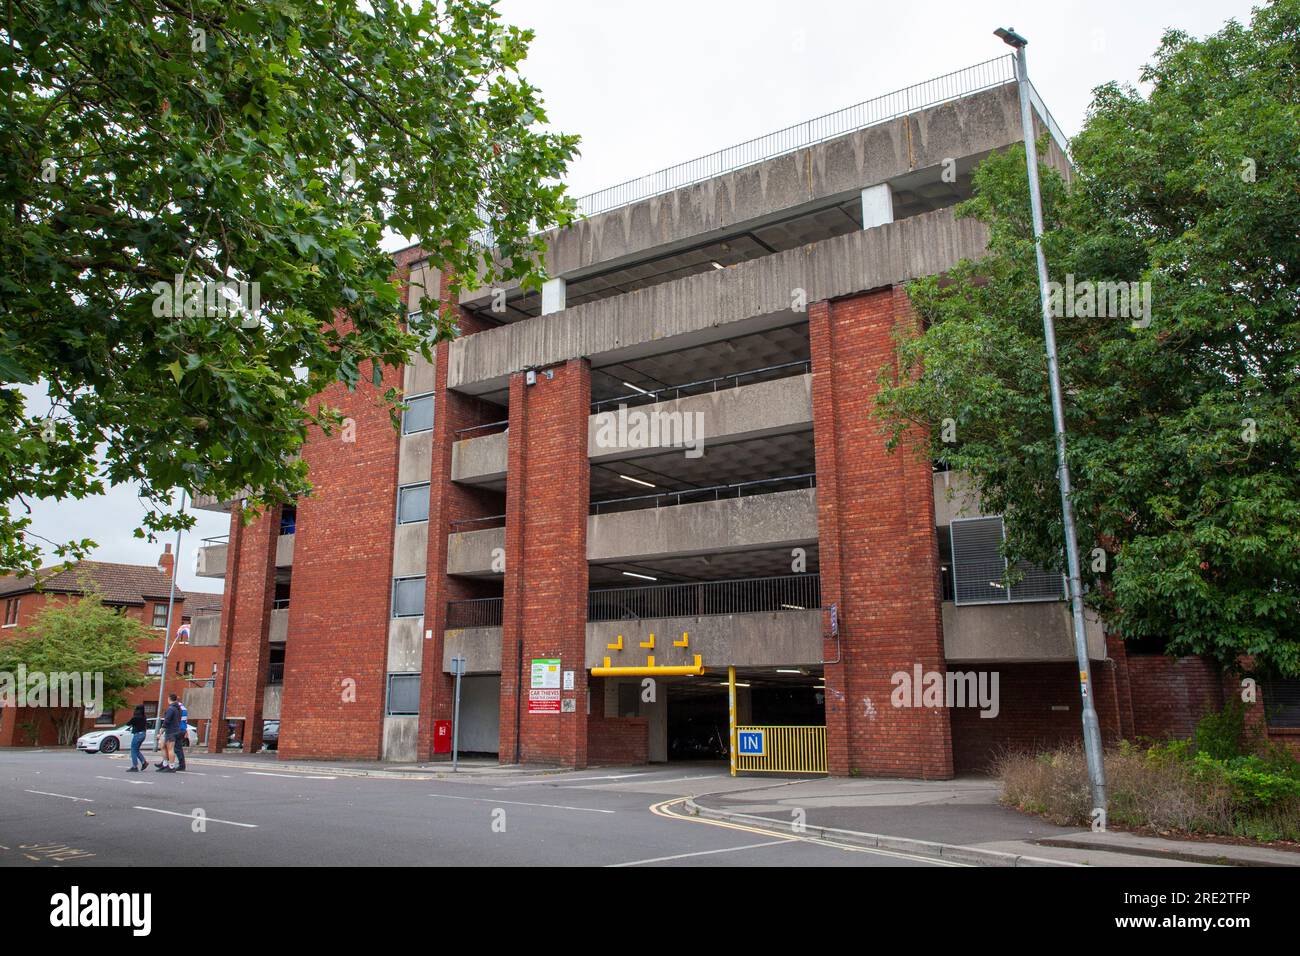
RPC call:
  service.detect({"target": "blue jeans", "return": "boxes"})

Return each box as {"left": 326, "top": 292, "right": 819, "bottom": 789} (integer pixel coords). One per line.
{"left": 130, "top": 731, "right": 146, "bottom": 769}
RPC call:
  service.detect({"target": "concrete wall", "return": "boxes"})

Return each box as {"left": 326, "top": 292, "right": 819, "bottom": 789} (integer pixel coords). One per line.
{"left": 451, "top": 429, "right": 508, "bottom": 484}
{"left": 263, "top": 683, "right": 282, "bottom": 720}
{"left": 462, "top": 84, "right": 1024, "bottom": 303}
{"left": 184, "top": 685, "right": 214, "bottom": 720}
{"left": 188, "top": 611, "right": 222, "bottom": 647}
{"left": 586, "top": 609, "right": 823, "bottom": 669}
{"left": 382, "top": 715, "right": 418, "bottom": 762}
{"left": 587, "top": 488, "right": 817, "bottom": 563}
{"left": 448, "top": 206, "right": 988, "bottom": 395}
{"left": 195, "top": 542, "right": 227, "bottom": 577}
{"left": 446, "top": 526, "right": 505, "bottom": 576}
{"left": 275, "top": 533, "right": 295, "bottom": 567}
{"left": 942, "top": 600, "right": 1106, "bottom": 662}
{"left": 269, "top": 607, "right": 289, "bottom": 643}
{"left": 933, "top": 470, "right": 986, "bottom": 524}
{"left": 588, "top": 374, "right": 813, "bottom": 462}
{"left": 442, "top": 626, "right": 502, "bottom": 674}
{"left": 392, "top": 521, "right": 429, "bottom": 578}
{"left": 388, "top": 617, "right": 424, "bottom": 674}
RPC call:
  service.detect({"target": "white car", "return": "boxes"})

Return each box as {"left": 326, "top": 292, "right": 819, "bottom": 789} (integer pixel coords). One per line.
{"left": 76, "top": 719, "right": 197, "bottom": 754}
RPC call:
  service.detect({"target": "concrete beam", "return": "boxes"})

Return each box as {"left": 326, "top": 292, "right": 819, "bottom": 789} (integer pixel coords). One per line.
{"left": 187, "top": 611, "right": 222, "bottom": 647}
{"left": 461, "top": 84, "right": 1022, "bottom": 305}
{"left": 446, "top": 525, "right": 505, "bottom": 577}
{"left": 448, "top": 206, "right": 988, "bottom": 395}
{"left": 195, "top": 542, "right": 227, "bottom": 577}
{"left": 942, "top": 600, "right": 1106, "bottom": 662}
{"left": 442, "top": 626, "right": 503, "bottom": 674}
{"left": 933, "top": 470, "right": 986, "bottom": 525}
{"left": 586, "top": 609, "right": 823, "bottom": 669}
{"left": 587, "top": 488, "right": 817, "bottom": 564}
{"left": 588, "top": 374, "right": 813, "bottom": 463}
{"left": 451, "top": 429, "right": 508, "bottom": 484}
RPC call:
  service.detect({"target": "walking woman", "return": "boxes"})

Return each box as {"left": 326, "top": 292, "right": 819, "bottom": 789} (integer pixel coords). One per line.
{"left": 127, "top": 704, "right": 149, "bottom": 772}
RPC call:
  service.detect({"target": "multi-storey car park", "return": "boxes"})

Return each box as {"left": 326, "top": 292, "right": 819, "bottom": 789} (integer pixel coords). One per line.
{"left": 188, "top": 56, "right": 1299, "bottom": 774}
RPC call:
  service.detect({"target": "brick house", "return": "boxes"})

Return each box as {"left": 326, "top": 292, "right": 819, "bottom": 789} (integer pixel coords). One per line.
{"left": 0, "top": 548, "right": 225, "bottom": 747}
{"left": 196, "top": 59, "right": 1300, "bottom": 769}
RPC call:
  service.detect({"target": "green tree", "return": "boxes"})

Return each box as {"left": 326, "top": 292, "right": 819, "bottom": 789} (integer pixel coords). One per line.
{"left": 0, "top": 590, "right": 154, "bottom": 745}
{"left": 0, "top": 0, "right": 577, "bottom": 574}
{"left": 876, "top": 1, "right": 1300, "bottom": 676}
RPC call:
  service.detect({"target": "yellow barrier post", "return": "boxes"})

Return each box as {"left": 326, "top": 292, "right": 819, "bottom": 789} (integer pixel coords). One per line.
{"left": 728, "top": 666, "right": 737, "bottom": 778}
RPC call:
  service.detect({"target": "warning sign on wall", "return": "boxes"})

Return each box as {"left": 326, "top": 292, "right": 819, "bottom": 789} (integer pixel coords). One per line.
{"left": 530, "top": 658, "right": 561, "bottom": 689}
{"left": 528, "top": 688, "right": 561, "bottom": 714}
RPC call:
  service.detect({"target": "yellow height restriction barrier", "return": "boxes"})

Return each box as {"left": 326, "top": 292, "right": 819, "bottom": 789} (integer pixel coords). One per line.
{"left": 734, "top": 725, "right": 827, "bottom": 774}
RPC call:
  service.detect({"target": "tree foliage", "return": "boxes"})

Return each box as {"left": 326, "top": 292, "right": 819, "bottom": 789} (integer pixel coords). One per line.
{"left": 1, "top": 0, "right": 578, "bottom": 573}
{"left": 0, "top": 588, "right": 154, "bottom": 744}
{"left": 876, "top": 2, "right": 1300, "bottom": 676}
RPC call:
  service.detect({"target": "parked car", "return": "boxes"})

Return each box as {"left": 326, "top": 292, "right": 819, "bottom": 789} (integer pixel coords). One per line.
{"left": 76, "top": 718, "right": 197, "bottom": 754}
{"left": 262, "top": 719, "right": 280, "bottom": 751}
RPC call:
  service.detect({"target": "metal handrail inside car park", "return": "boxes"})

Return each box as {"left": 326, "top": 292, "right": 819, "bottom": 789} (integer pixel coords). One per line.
{"left": 471, "top": 56, "right": 1017, "bottom": 246}
{"left": 589, "top": 472, "right": 815, "bottom": 514}
{"left": 590, "top": 360, "right": 812, "bottom": 414}
{"left": 449, "top": 514, "right": 507, "bottom": 532}
{"left": 588, "top": 573, "right": 821, "bottom": 622}
{"left": 454, "top": 419, "right": 509, "bottom": 438}
{"left": 445, "top": 597, "right": 504, "bottom": 629}
{"left": 200, "top": 534, "right": 229, "bottom": 546}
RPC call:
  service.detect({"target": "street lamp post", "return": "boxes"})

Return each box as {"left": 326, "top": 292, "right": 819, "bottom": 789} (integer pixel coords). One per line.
{"left": 995, "top": 27, "right": 1107, "bottom": 819}
{"left": 153, "top": 491, "right": 188, "bottom": 752}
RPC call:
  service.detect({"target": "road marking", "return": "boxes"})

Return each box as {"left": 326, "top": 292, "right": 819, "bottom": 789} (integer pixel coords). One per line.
{"left": 24, "top": 789, "right": 92, "bottom": 803}
{"left": 427, "top": 793, "right": 615, "bottom": 814}
{"left": 646, "top": 797, "right": 964, "bottom": 867}
{"left": 246, "top": 771, "right": 337, "bottom": 780}
{"left": 611, "top": 839, "right": 792, "bottom": 866}
{"left": 132, "top": 806, "right": 258, "bottom": 828}
{"left": 561, "top": 773, "right": 713, "bottom": 789}
{"left": 557, "top": 772, "right": 644, "bottom": 782}
{"left": 95, "top": 775, "right": 154, "bottom": 786}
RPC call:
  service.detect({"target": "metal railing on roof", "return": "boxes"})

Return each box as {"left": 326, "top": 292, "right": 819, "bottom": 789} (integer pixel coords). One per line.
{"left": 590, "top": 360, "right": 811, "bottom": 414}
{"left": 472, "top": 56, "right": 1018, "bottom": 247}
{"left": 589, "top": 573, "right": 821, "bottom": 623}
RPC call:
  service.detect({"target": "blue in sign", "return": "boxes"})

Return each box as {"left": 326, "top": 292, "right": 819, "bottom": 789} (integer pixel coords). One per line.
{"left": 738, "top": 730, "right": 766, "bottom": 757}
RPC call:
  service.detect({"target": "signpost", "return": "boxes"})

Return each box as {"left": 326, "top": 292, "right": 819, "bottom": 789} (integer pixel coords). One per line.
{"left": 450, "top": 655, "right": 466, "bottom": 771}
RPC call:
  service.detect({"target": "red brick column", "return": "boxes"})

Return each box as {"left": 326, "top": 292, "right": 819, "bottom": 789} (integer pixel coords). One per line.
{"left": 498, "top": 359, "right": 591, "bottom": 767}
{"left": 278, "top": 359, "right": 401, "bottom": 760}
{"left": 809, "top": 287, "right": 953, "bottom": 778}
{"left": 213, "top": 502, "right": 280, "bottom": 754}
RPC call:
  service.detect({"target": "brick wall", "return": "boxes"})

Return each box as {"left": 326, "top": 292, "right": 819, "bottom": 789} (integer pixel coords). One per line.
{"left": 499, "top": 359, "right": 591, "bottom": 767}
{"left": 1126, "top": 654, "right": 1224, "bottom": 741}
{"left": 810, "top": 287, "right": 953, "bottom": 778}
{"left": 587, "top": 715, "right": 649, "bottom": 764}
{"left": 277, "top": 352, "right": 401, "bottom": 760}
{"left": 949, "top": 662, "right": 1122, "bottom": 773}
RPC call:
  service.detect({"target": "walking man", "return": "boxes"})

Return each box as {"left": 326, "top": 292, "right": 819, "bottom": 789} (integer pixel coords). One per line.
{"left": 156, "top": 694, "right": 182, "bottom": 773}
{"left": 175, "top": 696, "right": 189, "bottom": 771}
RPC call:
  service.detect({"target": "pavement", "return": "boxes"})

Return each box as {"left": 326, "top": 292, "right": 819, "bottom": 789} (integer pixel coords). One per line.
{"left": 3, "top": 749, "right": 1296, "bottom": 867}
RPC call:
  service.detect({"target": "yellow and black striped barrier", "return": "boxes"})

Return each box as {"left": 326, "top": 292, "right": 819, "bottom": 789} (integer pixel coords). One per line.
{"left": 734, "top": 725, "right": 827, "bottom": 774}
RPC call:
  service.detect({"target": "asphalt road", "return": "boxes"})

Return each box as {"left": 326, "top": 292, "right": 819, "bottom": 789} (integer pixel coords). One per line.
{"left": 0, "top": 750, "right": 952, "bottom": 867}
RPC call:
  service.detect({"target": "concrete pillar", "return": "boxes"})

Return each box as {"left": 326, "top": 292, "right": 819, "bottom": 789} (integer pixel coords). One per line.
{"left": 860, "top": 183, "right": 894, "bottom": 230}
{"left": 541, "top": 277, "right": 566, "bottom": 315}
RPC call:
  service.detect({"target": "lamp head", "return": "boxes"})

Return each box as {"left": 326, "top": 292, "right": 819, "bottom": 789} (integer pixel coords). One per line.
{"left": 995, "top": 27, "right": 1028, "bottom": 49}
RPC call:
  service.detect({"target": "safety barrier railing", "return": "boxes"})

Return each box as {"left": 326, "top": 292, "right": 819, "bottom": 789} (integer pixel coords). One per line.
{"left": 735, "top": 725, "right": 827, "bottom": 774}
{"left": 588, "top": 573, "right": 820, "bottom": 623}
{"left": 445, "top": 597, "right": 504, "bottom": 630}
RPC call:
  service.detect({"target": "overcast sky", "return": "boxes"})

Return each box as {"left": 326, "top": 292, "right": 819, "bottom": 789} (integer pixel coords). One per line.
{"left": 15, "top": 0, "right": 1255, "bottom": 595}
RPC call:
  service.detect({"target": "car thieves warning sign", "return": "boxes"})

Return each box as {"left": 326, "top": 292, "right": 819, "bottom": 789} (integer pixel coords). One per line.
{"left": 529, "top": 658, "right": 562, "bottom": 714}
{"left": 528, "top": 689, "right": 561, "bottom": 714}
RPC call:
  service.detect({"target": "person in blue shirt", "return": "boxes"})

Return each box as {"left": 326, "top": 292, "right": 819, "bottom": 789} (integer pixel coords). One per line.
{"left": 175, "top": 697, "right": 189, "bottom": 771}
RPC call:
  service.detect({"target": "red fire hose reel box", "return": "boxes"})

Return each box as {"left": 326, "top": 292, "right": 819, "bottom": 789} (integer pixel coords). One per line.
{"left": 433, "top": 719, "right": 452, "bottom": 754}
